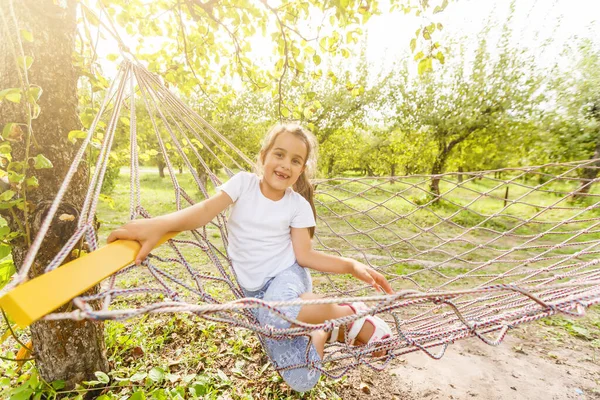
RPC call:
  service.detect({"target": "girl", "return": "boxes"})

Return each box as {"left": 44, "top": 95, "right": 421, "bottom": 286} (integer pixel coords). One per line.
{"left": 107, "top": 123, "right": 394, "bottom": 392}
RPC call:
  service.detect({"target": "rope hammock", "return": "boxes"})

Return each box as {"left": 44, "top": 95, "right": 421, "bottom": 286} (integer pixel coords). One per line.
{"left": 1, "top": 60, "right": 600, "bottom": 379}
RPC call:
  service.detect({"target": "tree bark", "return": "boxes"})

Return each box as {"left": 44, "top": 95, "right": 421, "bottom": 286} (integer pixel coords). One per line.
{"left": 157, "top": 155, "right": 166, "bottom": 178}
{"left": 572, "top": 136, "right": 600, "bottom": 198}
{"left": 0, "top": 0, "right": 108, "bottom": 388}
{"left": 195, "top": 163, "right": 208, "bottom": 189}
{"left": 457, "top": 166, "right": 463, "bottom": 183}
{"left": 327, "top": 155, "right": 334, "bottom": 177}
{"left": 430, "top": 153, "right": 446, "bottom": 197}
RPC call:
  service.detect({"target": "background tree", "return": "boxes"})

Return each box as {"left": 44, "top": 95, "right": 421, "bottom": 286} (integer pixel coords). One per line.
{"left": 542, "top": 40, "right": 600, "bottom": 197}
{"left": 385, "top": 22, "right": 544, "bottom": 196}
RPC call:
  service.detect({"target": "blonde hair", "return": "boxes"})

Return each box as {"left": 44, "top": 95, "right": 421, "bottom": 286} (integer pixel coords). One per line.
{"left": 256, "top": 123, "right": 318, "bottom": 237}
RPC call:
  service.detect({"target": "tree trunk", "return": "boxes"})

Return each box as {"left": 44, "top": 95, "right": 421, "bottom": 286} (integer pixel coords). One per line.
{"left": 195, "top": 163, "right": 208, "bottom": 189}
{"left": 457, "top": 166, "right": 463, "bottom": 183}
{"left": 327, "top": 155, "right": 334, "bottom": 177}
{"left": 390, "top": 163, "right": 396, "bottom": 177}
{"left": 157, "top": 156, "right": 166, "bottom": 178}
{"left": 430, "top": 153, "right": 447, "bottom": 197}
{"left": 0, "top": 0, "right": 108, "bottom": 388}
{"left": 572, "top": 134, "right": 600, "bottom": 199}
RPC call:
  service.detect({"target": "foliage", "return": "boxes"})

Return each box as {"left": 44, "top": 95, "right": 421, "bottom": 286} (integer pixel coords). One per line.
{"left": 538, "top": 39, "right": 600, "bottom": 164}
{"left": 0, "top": 18, "right": 52, "bottom": 281}
{"left": 380, "top": 20, "right": 545, "bottom": 194}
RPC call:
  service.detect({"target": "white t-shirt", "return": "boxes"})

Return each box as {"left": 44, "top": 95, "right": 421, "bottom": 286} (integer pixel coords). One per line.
{"left": 217, "top": 171, "right": 316, "bottom": 290}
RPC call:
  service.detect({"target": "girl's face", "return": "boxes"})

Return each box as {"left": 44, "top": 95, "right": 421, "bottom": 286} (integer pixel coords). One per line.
{"left": 260, "top": 131, "right": 308, "bottom": 198}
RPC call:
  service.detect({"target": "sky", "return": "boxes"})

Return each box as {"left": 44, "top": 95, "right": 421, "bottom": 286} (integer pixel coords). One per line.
{"left": 365, "top": 0, "right": 600, "bottom": 73}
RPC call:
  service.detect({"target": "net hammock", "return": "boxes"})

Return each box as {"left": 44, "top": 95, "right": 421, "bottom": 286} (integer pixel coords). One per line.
{"left": 2, "top": 60, "right": 600, "bottom": 378}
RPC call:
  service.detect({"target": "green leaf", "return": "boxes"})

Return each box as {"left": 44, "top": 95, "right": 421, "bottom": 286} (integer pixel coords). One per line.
{"left": 25, "top": 176, "right": 38, "bottom": 188}
{"left": 28, "top": 86, "right": 42, "bottom": 102}
{"left": 2, "top": 89, "right": 21, "bottom": 104}
{"left": 17, "top": 56, "right": 33, "bottom": 70}
{"left": 27, "top": 370, "right": 39, "bottom": 389}
{"left": 166, "top": 372, "right": 180, "bottom": 383}
{"left": 9, "top": 387, "right": 33, "bottom": 400}
{"left": 2, "top": 123, "right": 15, "bottom": 140}
{"left": 281, "top": 107, "right": 290, "bottom": 118}
{"left": 31, "top": 103, "right": 40, "bottom": 119}
{"left": 0, "top": 190, "right": 15, "bottom": 201}
{"left": 107, "top": 54, "right": 119, "bottom": 62}
{"left": 0, "top": 245, "right": 10, "bottom": 260}
{"left": 215, "top": 369, "right": 229, "bottom": 382}
{"left": 414, "top": 51, "right": 425, "bottom": 61}
{"left": 313, "top": 54, "right": 321, "bottom": 66}
{"left": 20, "top": 30, "right": 33, "bottom": 42}
{"left": 0, "top": 226, "right": 10, "bottom": 239}
{"left": 7, "top": 171, "right": 24, "bottom": 184}
{"left": 51, "top": 380, "right": 65, "bottom": 390}
{"left": 94, "top": 371, "right": 110, "bottom": 384}
{"left": 33, "top": 154, "right": 53, "bottom": 169}
{"left": 129, "top": 372, "right": 147, "bottom": 382}
{"left": 0, "top": 143, "right": 11, "bottom": 155}
{"left": 149, "top": 367, "right": 165, "bottom": 382}
{"left": 410, "top": 38, "right": 416, "bottom": 53}
{"left": 128, "top": 391, "right": 146, "bottom": 400}
{"left": 418, "top": 57, "right": 433, "bottom": 75}
{"left": 68, "top": 130, "right": 87, "bottom": 143}
{"left": 422, "top": 27, "right": 431, "bottom": 40}
{"left": 436, "top": 51, "right": 445, "bottom": 65}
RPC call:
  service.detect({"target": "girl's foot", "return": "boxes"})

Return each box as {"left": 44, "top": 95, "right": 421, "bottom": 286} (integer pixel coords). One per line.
{"left": 328, "top": 302, "right": 392, "bottom": 356}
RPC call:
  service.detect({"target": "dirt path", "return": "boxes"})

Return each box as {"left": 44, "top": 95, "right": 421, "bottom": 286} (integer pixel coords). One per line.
{"left": 337, "top": 322, "right": 599, "bottom": 400}
{"left": 389, "top": 334, "right": 598, "bottom": 399}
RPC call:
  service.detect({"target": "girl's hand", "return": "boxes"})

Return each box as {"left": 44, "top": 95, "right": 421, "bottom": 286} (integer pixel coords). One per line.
{"left": 107, "top": 218, "right": 167, "bottom": 265}
{"left": 350, "top": 261, "right": 394, "bottom": 294}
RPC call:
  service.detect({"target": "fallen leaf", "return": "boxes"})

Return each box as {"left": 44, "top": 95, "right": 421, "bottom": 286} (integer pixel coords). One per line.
{"left": 360, "top": 382, "right": 371, "bottom": 394}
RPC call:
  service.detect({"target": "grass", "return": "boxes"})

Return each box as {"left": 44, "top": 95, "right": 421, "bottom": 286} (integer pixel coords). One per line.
{"left": 1, "top": 167, "right": 599, "bottom": 399}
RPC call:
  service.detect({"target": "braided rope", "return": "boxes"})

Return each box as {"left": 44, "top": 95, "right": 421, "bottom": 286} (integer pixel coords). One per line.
{"left": 7, "top": 59, "right": 600, "bottom": 378}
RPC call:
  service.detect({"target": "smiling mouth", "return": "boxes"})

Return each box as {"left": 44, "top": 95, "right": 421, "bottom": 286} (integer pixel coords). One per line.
{"left": 275, "top": 171, "right": 289, "bottom": 179}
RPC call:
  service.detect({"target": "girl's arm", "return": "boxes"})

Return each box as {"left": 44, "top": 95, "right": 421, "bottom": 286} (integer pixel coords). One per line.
{"left": 291, "top": 227, "right": 393, "bottom": 294}
{"left": 108, "top": 191, "right": 233, "bottom": 264}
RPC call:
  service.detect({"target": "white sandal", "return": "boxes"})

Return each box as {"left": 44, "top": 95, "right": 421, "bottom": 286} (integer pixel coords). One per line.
{"left": 328, "top": 302, "right": 392, "bottom": 349}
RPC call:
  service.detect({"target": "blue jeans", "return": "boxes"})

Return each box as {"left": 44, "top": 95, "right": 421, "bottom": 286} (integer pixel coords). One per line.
{"left": 242, "top": 262, "right": 321, "bottom": 392}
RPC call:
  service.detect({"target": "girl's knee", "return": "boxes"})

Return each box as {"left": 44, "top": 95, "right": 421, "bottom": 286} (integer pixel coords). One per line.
{"left": 281, "top": 368, "right": 321, "bottom": 393}
{"left": 299, "top": 292, "right": 321, "bottom": 300}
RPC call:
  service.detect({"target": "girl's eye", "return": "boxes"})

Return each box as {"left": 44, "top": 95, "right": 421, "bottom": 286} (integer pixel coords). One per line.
{"left": 293, "top": 159, "right": 301, "bottom": 165}
{"left": 274, "top": 153, "right": 283, "bottom": 158}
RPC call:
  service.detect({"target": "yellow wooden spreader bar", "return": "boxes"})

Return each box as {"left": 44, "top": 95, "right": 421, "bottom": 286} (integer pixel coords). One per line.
{"left": 0, "top": 232, "right": 179, "bottom": 328}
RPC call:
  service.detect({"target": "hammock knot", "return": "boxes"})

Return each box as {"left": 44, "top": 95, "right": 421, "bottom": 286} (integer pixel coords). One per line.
{"left": 468, "top": 321, "right": 480, "bottom": 334}
{"left": 324, "top": 320, "right": 337, "bottom": 333}
{"left": 432, "top": 297, "right": 445, "bottom": 305}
